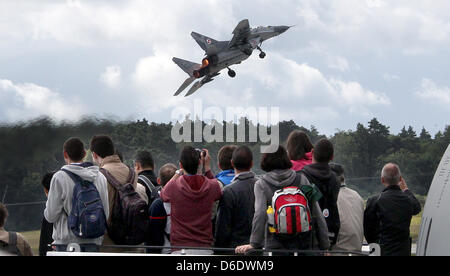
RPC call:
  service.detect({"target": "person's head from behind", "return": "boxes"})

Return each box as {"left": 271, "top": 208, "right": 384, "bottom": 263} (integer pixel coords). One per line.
{"left": 158, "top": 163, "right": 178, "bottom": 187}
{"left": 90, "top": 135, "right": 115, "bottom": 165}
{"left": 261, "top": 145, "right": 292, "bottom": 173}
{"left": 179, "top": 146, "right": 201, "bottom": 175}
{"left": 42, "top": 172, "right": 56, "bottom": 197}
{"left": 0, "top": 204, "right": 8, "bottom": 228}
{"left": 63, "top": 138, "right": 86, "bottom": 165}
{"left": 218, "top": 145, "right": 238, "bottom": 171}
{"left": 286, "top": 130, "right": 314, "bottom": 161}
{"left": 381, "top": 163, "right": 402, "bottom": 187}
{"left": 231, "top": 146, "right": 253, "bottom": 173}
{"left": 134, "top": 150, "right": 155, "bottom": 174}
{"left": 330, "top": 163, "right": 345, "bottom": 185}
{"left": 312, "top": 138, "right": 334, "bottom": 164}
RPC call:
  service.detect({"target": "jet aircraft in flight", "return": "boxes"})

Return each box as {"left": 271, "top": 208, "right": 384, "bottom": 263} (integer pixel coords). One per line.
{"left": 173, "top": 19, "right": 291, "bottom": 97}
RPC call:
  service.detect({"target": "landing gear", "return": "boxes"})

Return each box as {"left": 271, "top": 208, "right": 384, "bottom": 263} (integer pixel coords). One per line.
{"left": 228, "top": 68, "right": 236, "bottom": 78}
{"left": 257, "top": 46, "right": 266, "bottom": 59}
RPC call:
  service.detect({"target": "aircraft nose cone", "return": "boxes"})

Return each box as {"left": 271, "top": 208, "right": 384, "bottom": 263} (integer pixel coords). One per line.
{"left": 276, "top": 26, "right": 290, "bottom": 34}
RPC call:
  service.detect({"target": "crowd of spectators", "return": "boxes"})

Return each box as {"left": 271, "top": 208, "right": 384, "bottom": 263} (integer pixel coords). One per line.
{"left": 0, "top": 130, "right": 422, "bottom": 256}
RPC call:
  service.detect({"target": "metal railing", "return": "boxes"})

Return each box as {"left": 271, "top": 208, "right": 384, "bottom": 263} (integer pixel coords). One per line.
{"left": 47, "top": 243, "right": 380, "bottom": 256}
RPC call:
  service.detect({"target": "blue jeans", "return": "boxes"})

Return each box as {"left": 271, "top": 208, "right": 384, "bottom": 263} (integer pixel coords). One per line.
{"left": 56, "top": 244, "right": 99, "bottom": 252}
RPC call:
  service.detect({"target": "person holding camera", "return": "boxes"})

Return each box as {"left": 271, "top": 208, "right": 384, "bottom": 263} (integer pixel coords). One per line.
{"left": 364, "top": 163, "right": 421, "bottom": 256}
{"left": 160, "top": 146, "right": 222, "bottom": 255}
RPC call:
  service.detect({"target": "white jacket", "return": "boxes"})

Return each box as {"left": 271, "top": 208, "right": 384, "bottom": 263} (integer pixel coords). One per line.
{"left": 333, "top": 184, "right": 365, "bottom": 252}
{"left": 44, "top": 164, "right": 109, "bottom": 246}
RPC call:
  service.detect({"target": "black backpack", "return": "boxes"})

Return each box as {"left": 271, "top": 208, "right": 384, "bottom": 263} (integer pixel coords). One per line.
{"left": 100, "top": 168, "right": 150, "bottom": 245}
{"left": 138, "top": 174, "right": 160, "bottom": 206}
{"left": 300, "top": 170, "right": 340, "bottom": 245}
{"left": 0, "top": 232, "right": 21, "bottom": 256}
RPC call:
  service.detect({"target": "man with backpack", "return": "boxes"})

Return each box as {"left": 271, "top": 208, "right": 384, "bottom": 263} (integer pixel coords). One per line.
{"left": 135, "top": 150, "right": 160, "bottom": 205}
{"left": 0, "top": 204, "right": 33, "bottom": 256}
{"left": 90, "top": 135, "right": 149, "bottom": 251}
{"left": 236, "top": 146, "right": 329, "bottom": 255}
{"left": 300, "top": 138, "right": 341, "bottom": 247}
{"left": 44, "top": 138, "right": 109, "bottom": 252}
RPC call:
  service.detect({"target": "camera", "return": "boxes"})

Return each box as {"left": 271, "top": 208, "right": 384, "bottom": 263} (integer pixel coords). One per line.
{"left": 196, "top": 148, "right": 207, "bottom": 158}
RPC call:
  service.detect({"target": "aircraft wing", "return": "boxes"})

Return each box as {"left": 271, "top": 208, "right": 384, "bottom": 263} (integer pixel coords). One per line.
{"left": 228, "top": 19, "right": 251, "bottom": 49}
{"left": 184, "top": 73, "right": 218, "bottom": 97}
{"left": 174, "top": 77, "right": 196, "bottom": 96}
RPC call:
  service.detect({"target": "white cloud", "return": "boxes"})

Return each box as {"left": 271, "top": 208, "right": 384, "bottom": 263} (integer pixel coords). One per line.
{"left": 100, "top": 65, "right": 121, "bottom": 88}
{"left": 417, "top": 78, "right": 450, "bottom": 106}
{"left": 0, "top": 79, "right": 84, "bottom": 121}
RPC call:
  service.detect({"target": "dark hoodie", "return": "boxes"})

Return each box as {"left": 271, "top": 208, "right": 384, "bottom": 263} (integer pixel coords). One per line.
{"left": 250, "top": 169, "right": 330, "bottom": 251}
{"left": 160, "top": 174, "right": 222, "bottom": 249}
{"left": 301, "top": 163, "right": 341, "bottom": 245}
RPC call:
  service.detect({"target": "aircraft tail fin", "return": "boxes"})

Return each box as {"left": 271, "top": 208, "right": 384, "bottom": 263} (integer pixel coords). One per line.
{"left": 191, "top": 32, "right": 223, "bottom": 55}
{"left": 173, "top": 57, "right": 202, "bottom": 78}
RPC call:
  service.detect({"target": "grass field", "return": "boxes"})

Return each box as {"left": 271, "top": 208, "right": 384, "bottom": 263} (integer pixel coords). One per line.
{"left": 20, "top": 230, "right": 40, "bottom": 256}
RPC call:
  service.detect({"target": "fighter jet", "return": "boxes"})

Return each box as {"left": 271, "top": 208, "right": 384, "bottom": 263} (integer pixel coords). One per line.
{"left": 173, "top": 19, "right": 291, "bottom": 97}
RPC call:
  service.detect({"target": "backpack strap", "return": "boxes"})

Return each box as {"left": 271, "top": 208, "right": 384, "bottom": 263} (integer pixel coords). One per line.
{"left": 100, "top": 167, "right": 136, "bottom": 191}
{"left": 7, "top": 232, "right": 21, "bottom": 256}
{"left": 61, "top": 169, "right": 82, "bottom": 186}
{"left": 139, "top": 175, "right": 156, "bottom": 194}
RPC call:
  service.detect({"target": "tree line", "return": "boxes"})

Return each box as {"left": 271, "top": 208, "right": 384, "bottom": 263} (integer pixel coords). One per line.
{"left": 0, "top": 116, "right": 448, "bottom": 231}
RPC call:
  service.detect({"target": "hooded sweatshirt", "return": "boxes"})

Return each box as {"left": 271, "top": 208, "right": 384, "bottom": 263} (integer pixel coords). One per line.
{"left": 44, "top": 164, "right": 109, "bottom": 246}
{"left": 301, "top": 163, "right": 341, "bottom": 245}
{"left": 160, "top": 174, "right": 222, "bottom": 248}
{"left": 291, "top": 152, "right": 313, "bottom": 171}
{"left": 250, "top": 169, "right": 330, "bottom": 251}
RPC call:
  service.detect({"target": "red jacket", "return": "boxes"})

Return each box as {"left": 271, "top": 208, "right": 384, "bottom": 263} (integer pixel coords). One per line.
{"left": 291, "top": 152, "right": 313, "bottom": 171}
{"left": 160, "top": 174, "right": 222, "bottom": 249}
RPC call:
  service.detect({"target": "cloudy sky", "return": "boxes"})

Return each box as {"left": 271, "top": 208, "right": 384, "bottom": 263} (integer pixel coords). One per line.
{"left": 0, "top": 0, "right": 449, "bottom": 136}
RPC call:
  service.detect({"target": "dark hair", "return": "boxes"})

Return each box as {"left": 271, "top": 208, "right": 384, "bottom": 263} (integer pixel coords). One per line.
{"left": 218, "top": 145, "right": 238, "bottom": 170}
{"left": 0, "top": 204, "right": 8, "bottom": 228}
{"left": 63, "top": 138, "right": 86, "bottom": 162}
{"left": 330, "top": 163, "right": 345, "bottom": 184}
{"left": 314, "top": 138, "right": 334, "bottom": 163}
{"left": 158, "top": 163, "right": 178, "bottom": 187}
{"left": 261, "top": 145, "right": 293, "bottom": 172}
{"left": 231, "top": 146, "right": 253, "bottom": 171}
{"left": 135, "top": 150, "right": 155, "bottom": 170}
{"left": 180, "top": 146, "right": 200, "bottom": 175}
{"left": 286, "top": 130, "right": 313, "bottom": 161}
{"left": 90, "top": 135, "right": 115, "bottom": 158}
{"left": 41, "top": 172, "right": 56, "bottom": 191}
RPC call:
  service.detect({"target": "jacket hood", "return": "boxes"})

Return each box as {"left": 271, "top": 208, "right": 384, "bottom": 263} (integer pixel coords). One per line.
{"left": 232, "top": 171, "right": 256, "bottom": 182}
{"left": 178, "top": 175, "right": 216, "bottom": 201}
{"left": 61, "top": 164, "right": 101, "bottom": 182}
{"left": 291, "top": 152, "right": 313, "bottom": 171}
{"left": 262, "top": 169, "right": 297, "bottom": 188}
{"left": 302, "top": 163, "right": 333, "bottom": 182}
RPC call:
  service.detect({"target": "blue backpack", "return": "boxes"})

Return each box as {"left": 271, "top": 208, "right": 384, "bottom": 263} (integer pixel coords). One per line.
{"left": 62, "top": 169, "right": 107, "bottom": 239}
